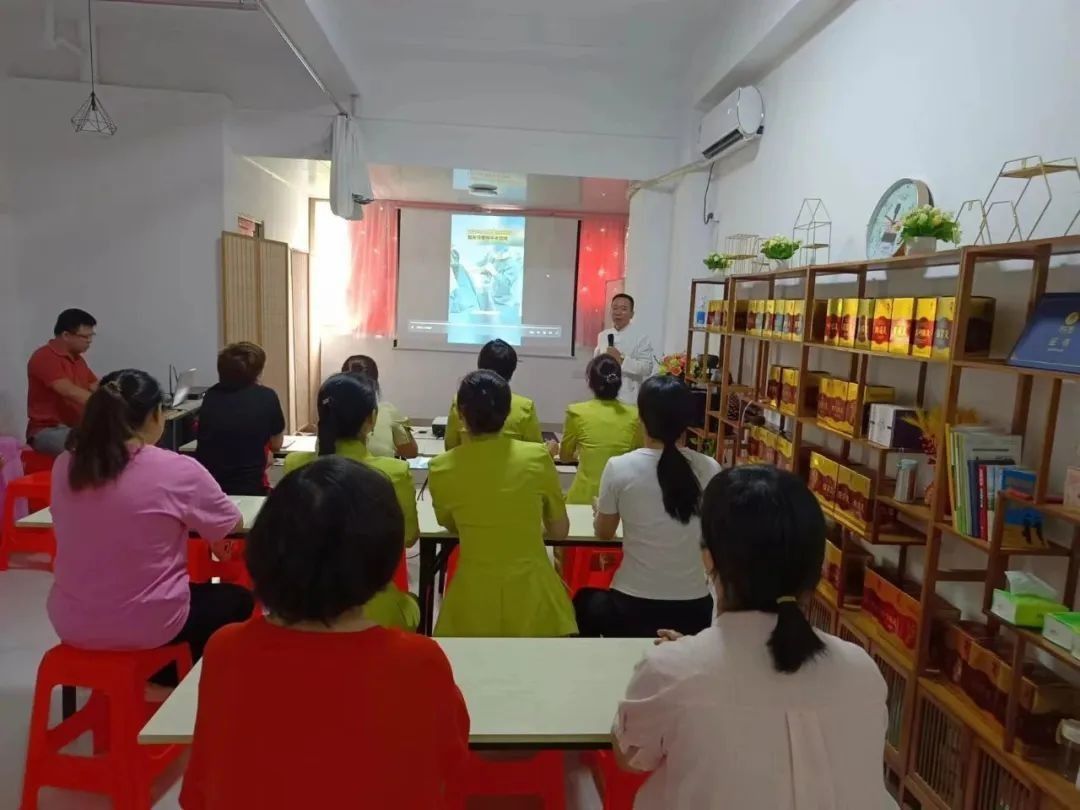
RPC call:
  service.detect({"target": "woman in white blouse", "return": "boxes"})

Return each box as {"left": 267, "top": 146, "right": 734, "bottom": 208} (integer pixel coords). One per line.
{"left": 614, "top": 465, "right": 889, "bottom": 809}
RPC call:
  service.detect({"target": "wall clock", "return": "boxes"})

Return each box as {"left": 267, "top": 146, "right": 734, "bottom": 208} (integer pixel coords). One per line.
{"left": 866, "top": 179, "right": 933, "bottom": 259}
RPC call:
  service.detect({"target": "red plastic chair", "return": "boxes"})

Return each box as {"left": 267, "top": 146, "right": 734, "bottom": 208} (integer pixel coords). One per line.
{"left": 187, "top": 538, "right": 252, "bottom": 589}
{"left": 563, "top": 548, "right": 623, "bottom": 596}
{"left": 21, "top": 643, "right": 192, "bottom": 810}
{"left": 20, "top": 448, "right": 55, "bottom": 475}
{"left": 447, "top": 750, "right": 566, "bottom": 809}
{"left": 586, "top": 750, "right": 650, "bottom": 809}
{"left": 0, "top": 471, "right": 55, "bottom": 570}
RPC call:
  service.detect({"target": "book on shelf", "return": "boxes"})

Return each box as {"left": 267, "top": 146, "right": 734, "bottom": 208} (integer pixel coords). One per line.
{"left": 945, "top": 425, "right": 1023, "bottom": 538}
{"left": 999, "top": 467, "right": 1046, "bottom": 548}
{"left": 1008, "top": 292, "right": 1080, "bottom": 373}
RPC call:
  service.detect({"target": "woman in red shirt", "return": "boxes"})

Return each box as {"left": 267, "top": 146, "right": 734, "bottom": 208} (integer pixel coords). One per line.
{"left": 181, "top": 457, "right": 470, "bottom": 809}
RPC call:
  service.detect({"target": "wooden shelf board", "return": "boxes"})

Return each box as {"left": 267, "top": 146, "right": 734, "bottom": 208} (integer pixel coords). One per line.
{"left": 687, "top": 426, "right": 708, "bottom": 439}
{"left": 954, "top": 357, "right": 1080, "bottom": 384}
{"left": 993, "top": 618, "right": 1080, "bottom": 672}
{"left": 804, "top": 341, "right": 946, "bottom": 364}
{"left": 727, "top": 331, "right": 803, "bottom": 344}
{"left": 690, "top": 276, "right": 729, "bottom": 285}
{"left": 687, "top": 327, "right": 710, "bottom": 334}
{"left": 795, "top": 415, "right": 896, "bottom": 451}
{"left": 831, "top": 509, "right": 927, "bottom": 546}
{"left": 729, "top": 266, "right": 809, "bottom": 282}
{"left": 877, "top": 492, "right": 932, "bottom": 525}
{"left": 1000, "top": 162, "right": 1078, "bottom": 179}
{"left": 1037, "top": 501, "right": 1080, "bottom": 526}
{"left": 935, "top": 521, "right": 1071, "bottom": 557}
{"left": 917, "top": 676, "right": 1080, "bottom": 809}
{"left": 839, "top": 608, "right": 916, "bottom": 672}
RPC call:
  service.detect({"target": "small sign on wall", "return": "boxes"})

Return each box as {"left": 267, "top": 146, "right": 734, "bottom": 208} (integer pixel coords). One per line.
{"left": 237, "top": 215, "right": 264, "bottom": 239}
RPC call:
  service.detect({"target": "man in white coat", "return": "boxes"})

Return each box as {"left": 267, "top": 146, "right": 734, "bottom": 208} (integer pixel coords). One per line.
{"left": 594, "top": 293, "right": 656, "bottom": 406}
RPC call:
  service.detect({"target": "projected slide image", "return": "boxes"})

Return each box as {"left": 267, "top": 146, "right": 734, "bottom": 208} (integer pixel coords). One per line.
{"left": 448, "top": 214, "right": 525, "bottom": 345}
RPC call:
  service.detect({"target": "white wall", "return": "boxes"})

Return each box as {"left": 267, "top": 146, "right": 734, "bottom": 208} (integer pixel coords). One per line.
{"left": 223, "top": 153, "right": 311, "bottom": 251}
{"left": 661, "top": 0, "right": 1080, "bottom": 609}
{"left": 1, "top": 78, "right": 229, "bottom": 412}
{"left": 0, "top": 191, "right": 20, "bottom": 437}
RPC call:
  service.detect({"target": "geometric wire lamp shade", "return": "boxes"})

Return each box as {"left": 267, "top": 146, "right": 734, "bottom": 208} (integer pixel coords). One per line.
{"left": 71, "top": 91, "right": 117, "bottom": 137}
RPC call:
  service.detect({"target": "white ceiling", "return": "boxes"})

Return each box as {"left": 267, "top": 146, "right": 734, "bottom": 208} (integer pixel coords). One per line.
{"left": 0, "top": 0, "right": 331, "bottom": 111}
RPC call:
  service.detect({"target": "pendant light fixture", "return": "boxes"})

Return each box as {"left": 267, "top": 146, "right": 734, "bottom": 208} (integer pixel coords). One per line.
{"left": 71, "top": 0, "right": 117, "bottom": 136}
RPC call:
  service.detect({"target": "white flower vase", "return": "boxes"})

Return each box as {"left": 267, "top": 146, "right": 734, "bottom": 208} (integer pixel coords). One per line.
{"left": 770, "top": 257, "right": 790, "bottom": 271}
{"left": 905, "top": 236, "right": 938, "bottom": 256}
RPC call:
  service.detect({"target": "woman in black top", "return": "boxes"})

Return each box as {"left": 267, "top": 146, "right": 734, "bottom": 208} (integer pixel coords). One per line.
{"left": 196, "top": 343, "right": 285, "bottom": 495}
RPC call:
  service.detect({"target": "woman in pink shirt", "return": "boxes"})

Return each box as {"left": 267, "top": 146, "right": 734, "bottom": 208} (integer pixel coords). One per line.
{"left": 47, "top": 369, "right": 253, "bottom": 682}
{"left": 614, "top": 466, "right": 889, "bottom": 809}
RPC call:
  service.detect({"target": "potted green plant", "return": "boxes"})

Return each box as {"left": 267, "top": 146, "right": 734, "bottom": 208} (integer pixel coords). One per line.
{"left": 760, "top": 235, "right": 801, "bottom": 270}
{"left": 703, "top": 252, "right": 732, "bottom": 274}
{"left": 899, "top": 205, "right": 961, "bottom": 256}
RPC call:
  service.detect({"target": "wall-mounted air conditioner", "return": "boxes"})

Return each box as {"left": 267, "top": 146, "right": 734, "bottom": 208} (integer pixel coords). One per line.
{"left": 697, "top": 86, "right": 764, "bottom": 160}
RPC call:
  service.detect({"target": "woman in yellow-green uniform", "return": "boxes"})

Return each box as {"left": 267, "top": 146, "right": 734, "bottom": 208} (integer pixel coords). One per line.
{"left": 554, "top": 354, "right": 642, "bottom": 505}
{"left": 444, "top": 339, "right": 542, "bottom": 449}
{"left": 429, "top": 370, "right": 577, "bottom": 637}
{"left": 283, "top": 373, "right": 420, "bottom": 632}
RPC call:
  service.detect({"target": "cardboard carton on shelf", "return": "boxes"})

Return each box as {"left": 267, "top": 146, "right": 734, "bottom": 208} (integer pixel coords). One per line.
{"left": 854, "top": 298, "right": 875, "bottom": 351}
{"left": 862, "top": 567, "right": 960, "bottom": 660}
{"left": 809, "top": 451, "right": 839, "bottom": 514}
{"left": 821, "top": 538, "right": 871, "bottom": 605}
{"left": 871, "top": 298, "right": 893, "bottom": 353}
{"left": 766, "top": 365, "right": 784, "bottom": 409}
{"left": 746, "top": 299, "right": 760, "bottom": 335}
{"left": 837, "top": 382, "right": 895, "bottom": 437}
{"left": 780, "top": 368, "right": 799, "bottom": 416}
{"left": 761, "top": 429, "right": 778, "bottom": 466}
{"left": 889, "top": 297, "right": 915, "bottom": 355}
{"left": 867, "top": 403, "right": 922, "bottom": 450}
{"left": 764, "top": 299, "right": 777, "bottom": 339}
{"left": 910, "top": 297, "right": 938, "bottom": 359}
{"left": 931, "top": 296, "right": 996, "bottom": 360}
{"left": 816, "top": 377, "right": 839, "bottom": 430}
{"left": 787, "top": 299, "right": 804, "bottom": 340}
{"left": 837, "top": 298, "right": 859, "bottom": 348}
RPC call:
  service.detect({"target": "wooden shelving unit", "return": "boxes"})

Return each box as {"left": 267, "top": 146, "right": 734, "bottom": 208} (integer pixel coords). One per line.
{"left": 684, "top": 234, "right": 1080, "bottom": 809}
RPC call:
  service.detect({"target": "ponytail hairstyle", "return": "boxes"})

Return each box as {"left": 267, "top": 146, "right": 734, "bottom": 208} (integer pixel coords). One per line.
{"left": 586, "top": 354, "right": 622, "bottom": 401}
{"left": 457, "top": 370, "right": 511, "bottom": 437}
{"left": 316, "top": 373, "right": 378, "bottom": 457}
{"left": 67, "top": 369, "right": 165, "bottom": 491}
{"left": 701, "top": 466, "right": 828, "bottom": 674}
{"left": 341, "top": 354, "right": 381, "bottom": 395}
{"left": 637, "top": 375, "right": 701, "bottom": 523}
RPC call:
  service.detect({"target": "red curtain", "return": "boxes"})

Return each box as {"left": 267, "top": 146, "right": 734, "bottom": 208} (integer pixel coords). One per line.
{"left": 344, "top": 201, "right": 398, "bottom": 337}
{"left": 575, "top": 215, "right": 628, "bottom": 349}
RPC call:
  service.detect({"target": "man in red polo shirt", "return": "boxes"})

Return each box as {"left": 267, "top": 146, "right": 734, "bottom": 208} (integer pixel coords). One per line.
{"left": 27, "top": 309, "right": 99, "bottom": 456}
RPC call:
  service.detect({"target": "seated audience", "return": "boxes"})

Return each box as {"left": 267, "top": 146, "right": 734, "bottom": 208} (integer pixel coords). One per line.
{"left": 444, "top": 339, "right": 542, "bottom": 449}
{"left": 284, "top": 373, "right": 419, "bottom": 631}
{"left": 180, "top": 456, "right": 469, "bottom": 810}
{"left": 196, "top": 342, "right": 285, "bottom": 495}
{"left": 553, "top": 354, "right": 642, "bottom": 504}
{"left": 26, "top": 308, "right": 99, "bottom": 456}
{"left": 429, "top": 370, "right": 576, "bottom": 637}
{"left": 47, "top": 369, "right": 252, "bottom": 677}
{"left": 341, "top": 354, "right": 418, "bottom": 458}
{"left": 613, "top": 465, "right": 888, "bottom": 808}
{"left": 574, "top": 375, "right": 718, "bottom": 638}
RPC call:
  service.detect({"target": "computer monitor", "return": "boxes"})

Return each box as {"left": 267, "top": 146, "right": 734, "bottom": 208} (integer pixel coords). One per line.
{"left": 171, "top": 369, "right": 196, "bottom": 409}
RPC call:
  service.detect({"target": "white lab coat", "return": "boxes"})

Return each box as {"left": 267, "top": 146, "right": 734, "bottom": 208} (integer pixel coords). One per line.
{"left": 594, "top": 320, "right": 656, "bottom": 406}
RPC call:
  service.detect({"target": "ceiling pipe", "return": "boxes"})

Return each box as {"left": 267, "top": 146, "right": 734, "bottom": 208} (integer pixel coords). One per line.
{"left": 96, "top": 0, "right": 259, "bottom": 10}
{"left": 256, "top": 0, "right": 348, "bottom": 115}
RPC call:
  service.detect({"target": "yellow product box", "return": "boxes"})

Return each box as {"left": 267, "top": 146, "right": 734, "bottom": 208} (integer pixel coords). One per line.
{"left": 911, "top": 297, "right": 938, "bottom": 358}
{"left": 746, "top": 426, "right": 761, "bottom": 463}
{"left": 705, "top": 299, "right": 720, "bottom": 332}
{"left": 747, "top": 299, "right": 761, "bottom": 335}
{"left": 837, "top": 382, "right": 895, "bottom": 436}
{"left": 871, "top": 298, "right": 893, "bottom": 352}
{"left": 808, "top": 452, "right": 839, "bottom": 514}
{"left": 845, "top": 466, "right": 875, "bottom": 534}
{"left": 766, "top": 365, "right": 784, "bottom": 408}
{"left": 773, "top": 299, "right": 787, "bottom": 339}
{"left": 854, "top": 299, "right": 875, "bottom": 350}
{"left": 810, "top": 300, "right": 829, "bottom": 342}
{"left": 764, "top": 299, "right": 777, "bottom": 338}
{"left": 730, "top": 299, "right": 749, "bottom": 333}
{"left": 889, "top": 297, "right": 915, "bottom": 355}
{"left": 775, "top": 434, "right": 794, "bottom": 471}
{"left": 816, "top": 376, "right": 838, "bottom": 429}
{"left": 837, "top": 298, "right": 859, "bottom": 348}
{"left": 780, "top": 368, "right": 799, "bottom": 415}
{"left": 761, "top": 429, "right": 778, "bottom": 466}
{"left": 931, "top": 296, "right": 997, "bottom": 360}
{"left": 825, "top": 298, "right": 843, "bottom": 345}
{"left": 787, "top": 299, "right": 805, "bottom": 341}
{"left": 835, "top": 465, "right": 855, "bottom": 525}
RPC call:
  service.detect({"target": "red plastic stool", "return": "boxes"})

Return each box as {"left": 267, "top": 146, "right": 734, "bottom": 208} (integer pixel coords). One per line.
{"left": 20, "top": 643, "right": 192, "bottom": 810}
{"left": 1, "top": 471, "right": 55, "bottom": 570}
{"left": 21, "top": 449, "right": 55, "bottom": 475}
{"left": 563, "top": 548, "right": 623, "bottom": 596}
{"left": 586, "top": 750, "right": 650, "bottom": 809}
{"left": 448, "top": 750, "right": 565, "bottom": 809}
{"left": 187, "top": 538, "right": 251, "bottom": 589}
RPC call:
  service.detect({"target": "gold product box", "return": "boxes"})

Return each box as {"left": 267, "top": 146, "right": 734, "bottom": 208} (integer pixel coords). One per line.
{"left": 871, "top": 298, "right": 893, "bottom": 352}
{"left": 809, "top": 452, "right": 839, "bottom": 514}
{"left": 749, "top": 299, "right": 763, "bottom": 335}
{"left": 767, "top": 365, "right": 785, "bottom": 408}
{"left": 788, "top": 299, "right": 804, "bottom": 341}
{"left": 774, "top": 299, "right": 787, "bottom": 339}
{"left": 706, "top": 299, "right": 722, "bottom": 332}
{"left": 825, "top": 298, "right": 842, "bottom": 345}
{"left": 911, "top": 297, "right": 938, "bottom": 358}
{"left": 854, "top": 299, "right": 875, "bottom": 350}
{"left": 931, "top": 296, "right": 997, "bottom": 360}
{"left": 838, "top": 382, "right": 895, "bottom": 436}
{"left": 816, "top": 377, "right": 838, "bottom": 429}
{"left": 837, "top": 298, "right": 859, "bottom": 348}
{"left": 889, "top": 297, "right": 915, "bottom": 355}
{"left": 799, "top": 371, "right": 827, "bottom": 416}
{"left": 730, "top": 299, "right": 749, "bottom": 333}
{"left": 761, "top": 429, "right": 778, "bottom": 466}
{"left": 810, "top": 300, "right": 829, "bottom": 342}
{"left": 764, "top": 299, "right": 777, "bottom": 338}
{"left": 776, "top": 434, "right": 794, "bottom": 471}
{"left": 780, "top": 368, "right": 800, "bottom": 416}
{"left": 836, "top": 464, "right": 875, "bottom": 534}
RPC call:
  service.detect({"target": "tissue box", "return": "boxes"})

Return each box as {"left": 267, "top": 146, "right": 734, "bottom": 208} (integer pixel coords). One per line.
{"left": 1043, "top": 613, "right": 1080, "bottom": 650}
{"left": 991, "top": 590, "right": 1068, "bottom": 628}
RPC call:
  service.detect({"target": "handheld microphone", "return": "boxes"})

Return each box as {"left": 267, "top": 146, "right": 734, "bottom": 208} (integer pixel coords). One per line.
{"left": 607, "top": 333, "right": 615, "bottom": 348}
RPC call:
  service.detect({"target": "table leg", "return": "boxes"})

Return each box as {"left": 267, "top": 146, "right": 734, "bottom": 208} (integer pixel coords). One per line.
{"left": 418, "top": 538, "right": 436, "bottom": 635}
